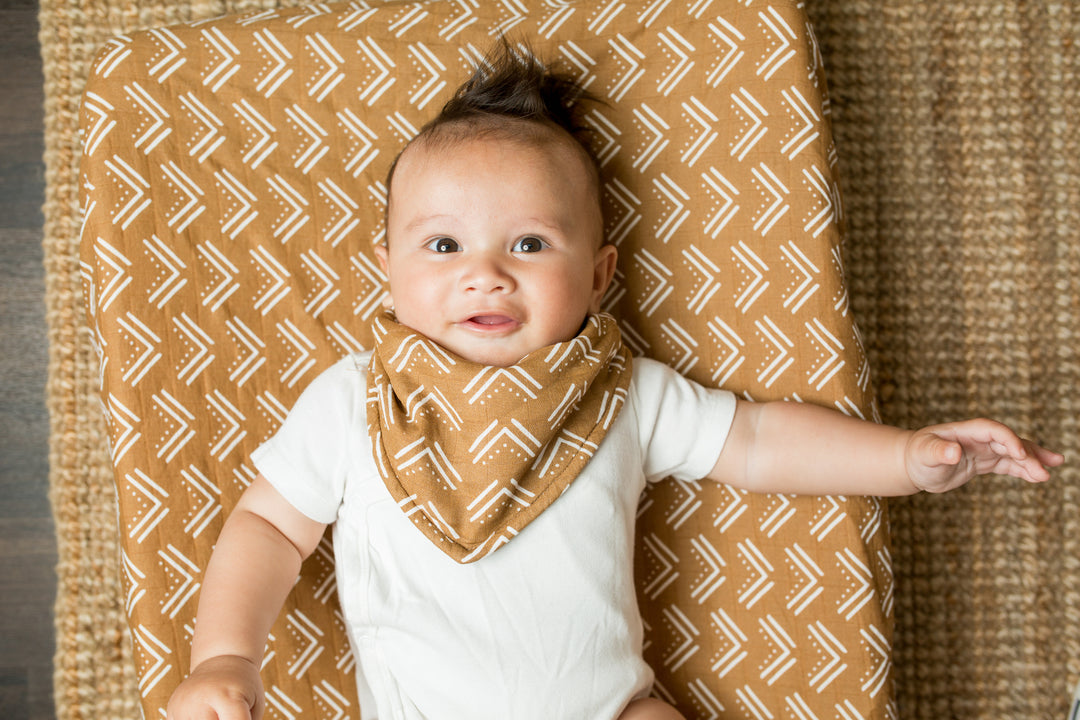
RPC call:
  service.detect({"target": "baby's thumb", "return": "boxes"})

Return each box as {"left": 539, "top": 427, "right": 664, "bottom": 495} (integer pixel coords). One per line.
{"left": 930, "top": 436, "right": 962, "bottom": 466}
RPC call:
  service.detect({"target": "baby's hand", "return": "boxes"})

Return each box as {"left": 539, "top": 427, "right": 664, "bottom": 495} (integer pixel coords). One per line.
{"left": 905, "top": 419, "right": 1063, "bottom": 494}
{"left": 167, "top": 655, "right": 264, "bottom": 720}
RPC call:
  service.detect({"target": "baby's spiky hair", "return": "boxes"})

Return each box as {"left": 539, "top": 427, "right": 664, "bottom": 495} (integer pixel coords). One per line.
{"left": 430, "top": 39, "right": 595, "bottom": 145}
{"left": 385, "top": 40, "right": 601, "bottom": 211}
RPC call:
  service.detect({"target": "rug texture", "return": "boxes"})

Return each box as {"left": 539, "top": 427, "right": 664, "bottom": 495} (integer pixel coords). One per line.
{"left": 805, "top": 2, "right": 1080, "bottom": 717}
{"left": 42, "top": 1, "right": 1080, "bottom": 719}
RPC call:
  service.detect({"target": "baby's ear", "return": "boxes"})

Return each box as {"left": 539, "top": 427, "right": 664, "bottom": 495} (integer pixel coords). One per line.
{"left": 373, "top": 244, "right": 393, "bottom": 310}
{"left": 374, "top": 243, "right": 389, "bottom": 274}
{"left": 590, "top": 244, "right": 618, "bottom": 312}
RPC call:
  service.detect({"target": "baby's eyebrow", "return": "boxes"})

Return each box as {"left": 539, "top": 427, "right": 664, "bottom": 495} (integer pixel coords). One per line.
{"left": 403, "top": 213, "right": 456, "bottom": 234}
{"left": 519, "top": 217, "right": 566, "bottom": 234}
{"left": 403, "top": 214, "right": 569, "bottom": 236}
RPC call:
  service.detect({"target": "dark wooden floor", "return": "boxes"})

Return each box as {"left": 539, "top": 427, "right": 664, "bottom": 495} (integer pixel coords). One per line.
{"left": 0, "top": 1, "right": 58, "bottom": 719}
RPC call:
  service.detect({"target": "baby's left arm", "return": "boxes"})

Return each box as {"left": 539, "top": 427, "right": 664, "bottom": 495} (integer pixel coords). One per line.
{"left": 709, "top": 400, "right": 1063, "bottom": 496}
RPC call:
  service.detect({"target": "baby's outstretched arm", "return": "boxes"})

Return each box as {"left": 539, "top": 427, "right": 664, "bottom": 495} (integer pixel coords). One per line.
{"left": 167, "top": 476, "right": 327, "bottom": 720}
{"left": 709, "top": 400, "right": 1062, "bottom": 496}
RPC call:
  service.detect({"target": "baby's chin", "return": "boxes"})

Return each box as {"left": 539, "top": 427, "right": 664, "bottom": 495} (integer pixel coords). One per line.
{"left": 446, "top": 343, "right": 536, "bottom": 368}
{"left": 442, "top": 333, "right": 580, "bottom": 368}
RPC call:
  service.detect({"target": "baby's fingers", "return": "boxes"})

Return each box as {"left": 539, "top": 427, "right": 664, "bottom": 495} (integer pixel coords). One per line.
{"left": 1024, "top": 439, "right": 1064, "bottom": 469}
{"left": 997, "top": 457, "right": 1050, "bottom": 483}
{"left": 976, "top": 419, "right": 1031, "bottom": 460}
{"left": 993, "top": 441, "right": 1063, "bottom": 483}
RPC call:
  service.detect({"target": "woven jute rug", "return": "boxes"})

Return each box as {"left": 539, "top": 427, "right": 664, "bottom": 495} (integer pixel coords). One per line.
{"left": 42, "top": 0, "right": 1080, "bottom": 718}
{"left": 806, "top": 2, "right": 1080, "bottom": 717}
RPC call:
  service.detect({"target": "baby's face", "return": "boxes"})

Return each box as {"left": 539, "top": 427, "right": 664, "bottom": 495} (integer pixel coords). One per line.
{"left": 376, "top": 133, "right": 616, "bottom": 367}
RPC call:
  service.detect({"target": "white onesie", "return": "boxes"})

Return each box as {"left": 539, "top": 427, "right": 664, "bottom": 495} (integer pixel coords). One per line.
{"left": 252, "top": 352, "right": 736, "bottom": 720}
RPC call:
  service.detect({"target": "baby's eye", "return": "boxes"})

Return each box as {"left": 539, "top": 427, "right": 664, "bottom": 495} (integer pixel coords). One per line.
{"left": 426, "top": 237, "right": 460, "bottom": 253}
{"left": 512, "top": 236, "right": 547, "bottom": 253}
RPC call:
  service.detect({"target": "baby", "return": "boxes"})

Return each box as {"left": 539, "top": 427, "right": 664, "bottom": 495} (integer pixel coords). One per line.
{"left": 167, "top": 44, "right": 1062, "bottom": 720}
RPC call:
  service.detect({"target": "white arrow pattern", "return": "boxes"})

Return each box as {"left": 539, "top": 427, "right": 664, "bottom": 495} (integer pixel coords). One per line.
{"left": 161, "top": 160, "right": 206, "bottom": 233}
{"left": 158, "top": 544, "right": 201, "bottom": 619}
{"left": 125, "top": 82, "right": 172, "bottom": 154}
{"left": 207, "top": 389, "right": 247, "bottom": 461}
{"left": 689, "top": 533, "right": 726, "bottom": 604}
{"left": 356, "top": 36, "right": 397, "bottom": 105}
{"left": 607, "top": 33, "right": 644, "bottom": 102}
{"left": 172, "top": 312, "right": 215, "bottom": 385}
{"left": 300, "top": 249, "right": 341, "bottom": 317}
{"left": 305, "top": 33, "right": 345, "bottom": 102}
{"left": 133, "top": 624, "right": 173, "bottom": 697}
{"left": 785, "top": 544, "right": 824, "bottom": 615}
{"left": 117, "top": 311, "right": 162, "bottom": 386}
{"left": 656, "top": 27, "right": 695, "bottom": 96}
{"left": 439, "top": 0, "right": 478, "bottom": 40}
{"left": 196, "top": 242, "right": 240, "bottom": 311}
{"left": 105, "top": 154, "right": 151, "bottom": 230}
{"left": 316, "top": 177, "right": 359, "bottom": 247}
{"left": 632, "top": 103, "right": 670, "bottom": 172}
{"left": 285, "top": 104, "right": 329, "bottom": 174}
{"left": 492, "top": 0, "right": 527, "bottom": 35}
{"left": 758, "top": 7, "right": 796, "bottom": 81}
{"left": 121, "top": 550, "right": 147, "bottom": 615}
{"left": 758, "top": 614, "right": 796, "bottom": 685}
{"left": 147, "top": 28, "right": 186, "bottom": 82}
{"left": 337, "top": 108, "right": 380, "bottom": 177}
{"left": 180, "top": 464, "right": 222, "bottom": 537}
{"left": 710, "top": 607, "right": 748, "bottom": 678}
{"left": 408, "top": 42, "right": 448, "bottom": 109}
{"left": 641, "top": 532, "right": 680, "bottom": 600}
{"left": 701, "top": 166, "right": 740, "bottom": 238}
{"left": 706, "top": 18, "right": 745, "bottom": 87}
{"left": 124, "top": 468, "right": 169, "bottom": 544}
{"left": 179, "top": 91, "right": 225, "bottom": 163}
{"left": 652, "top": 172, "right": 690, "bottom": 244}
{"left": 216, "top": 167, "right": 259, "bottom": 239}
{"left": 94, "top": 35, "right": 133, "bottom": 78}
{"left": 201, "top": 27, "right": 240, "bottom": 92}
{"left": 681, "top": 96, "right": 719, "bottom": 167}
{"left": 808, "top": 621, "right": 848, "bottom": 692}
{"left": 277, "top": 318, "right": 316, "bottom": 388}
{"left": 93, "top": 236, "right": 132, "bottom": 312}
{"left": 234, "top": 98, "right": 278, "bottom": 169}
{"left": 82, "top": 91, "right": 117, "bottom": 156}
{"left": 683, "top": 244, "right": 722, "bottom": 316}
{"left": 254, "top": 28, "right": 293, "bottom": 98}
{"left": 105, "top": 393, "right": 142, "bottom": 465}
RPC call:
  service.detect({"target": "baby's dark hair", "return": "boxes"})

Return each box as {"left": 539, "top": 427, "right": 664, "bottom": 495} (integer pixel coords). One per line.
{"left": 428, "top": 39, "right": 596, "bottom": 147}
{"left": 385, "top": 40, "right": 601, "bottom": 214}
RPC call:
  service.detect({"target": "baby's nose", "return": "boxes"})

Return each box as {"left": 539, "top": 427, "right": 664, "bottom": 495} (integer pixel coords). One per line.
{"left": 462, "top": 255, "right": 515, "bottom": 293}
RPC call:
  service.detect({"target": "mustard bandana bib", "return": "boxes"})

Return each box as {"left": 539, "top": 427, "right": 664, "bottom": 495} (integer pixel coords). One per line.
{"left": 366, "top": 311, "right": 633, "bottom": 563}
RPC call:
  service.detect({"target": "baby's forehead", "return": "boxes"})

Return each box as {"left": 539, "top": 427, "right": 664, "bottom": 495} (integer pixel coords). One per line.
{"left": 392, "top": 118, "right": 598, "bottom": 188}
{"left": 383, "top": 119, "right": 605, "bottom": 247}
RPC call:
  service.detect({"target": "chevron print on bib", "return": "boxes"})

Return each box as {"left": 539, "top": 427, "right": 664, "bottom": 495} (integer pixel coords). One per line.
{"left": 367, "top": 312, "right": 632, "bottom": 563}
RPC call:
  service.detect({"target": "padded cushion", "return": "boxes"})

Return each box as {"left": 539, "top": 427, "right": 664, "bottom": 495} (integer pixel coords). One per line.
{"left": 79, "top": 1, "right": 894, "bottom": 717}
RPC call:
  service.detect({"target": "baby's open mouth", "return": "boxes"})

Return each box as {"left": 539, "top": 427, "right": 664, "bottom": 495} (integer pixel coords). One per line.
{"left": 471, "top": 315, "right": 513, "bottom": 325}
{"left": 466, "top": 315, "right": 518, "bottom": 329}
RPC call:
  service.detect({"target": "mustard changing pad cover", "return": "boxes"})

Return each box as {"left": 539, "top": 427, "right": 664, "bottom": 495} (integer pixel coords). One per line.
{"left": 79, "top": 1, "right": 893, "bottom": 717}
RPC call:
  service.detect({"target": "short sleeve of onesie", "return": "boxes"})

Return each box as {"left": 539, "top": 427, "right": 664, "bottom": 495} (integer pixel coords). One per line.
{"left": 250, "top": 353, "right": 370, "bottom": 524}
{"left": 630, "top": 356, "right": 738, "bottom": 484}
